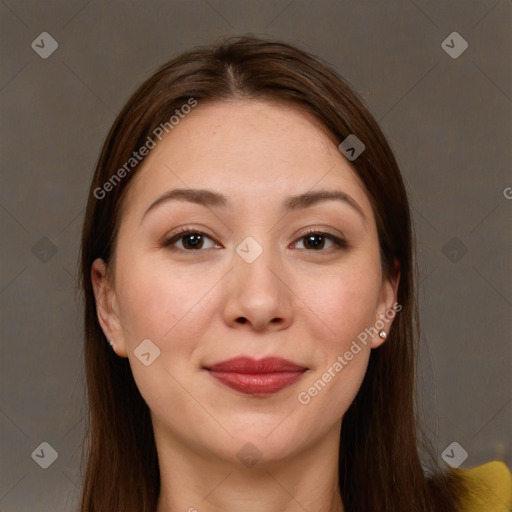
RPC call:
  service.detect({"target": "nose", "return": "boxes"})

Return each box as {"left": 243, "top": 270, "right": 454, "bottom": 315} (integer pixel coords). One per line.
{"left": 221, "top": 238, "right": 294, "bottom": 332}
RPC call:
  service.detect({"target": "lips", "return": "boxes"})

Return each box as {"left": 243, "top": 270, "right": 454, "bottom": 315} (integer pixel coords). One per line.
{"left": 204, "top": 357, "right": 307, "bottom": 395}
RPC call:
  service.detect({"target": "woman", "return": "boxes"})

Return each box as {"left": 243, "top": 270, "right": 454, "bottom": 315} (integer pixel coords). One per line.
{"left": 78, "top": 36, "right": 511, "bottom": 512}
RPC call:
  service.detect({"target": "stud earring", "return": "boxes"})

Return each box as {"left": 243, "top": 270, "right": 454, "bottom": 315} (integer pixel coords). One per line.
{"left": 379, "top": 330, "right": 387, "bottom": 339}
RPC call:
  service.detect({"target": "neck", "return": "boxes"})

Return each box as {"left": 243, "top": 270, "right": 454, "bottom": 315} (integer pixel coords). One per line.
{"left": 154, "top": 420, "right": 344, "bottom": 512}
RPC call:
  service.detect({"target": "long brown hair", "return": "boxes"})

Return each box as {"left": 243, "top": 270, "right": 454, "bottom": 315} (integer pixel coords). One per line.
{"left": 78, "top": 35, "right": 468, "bottom": 511}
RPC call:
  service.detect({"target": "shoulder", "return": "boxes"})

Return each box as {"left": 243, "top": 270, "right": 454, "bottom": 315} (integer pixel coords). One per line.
{"left": 452, "top": 460, "right": 512, "bottom": 512}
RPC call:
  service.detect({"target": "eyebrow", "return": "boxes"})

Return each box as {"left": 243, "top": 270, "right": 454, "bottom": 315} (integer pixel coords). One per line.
{"left": 141, "top": 188, "right": 366, "bottom": 224}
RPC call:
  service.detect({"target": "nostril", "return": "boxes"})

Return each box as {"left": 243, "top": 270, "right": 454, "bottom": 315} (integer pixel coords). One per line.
{"left": 237, "top": 317, "right": 247, "bottom": 324}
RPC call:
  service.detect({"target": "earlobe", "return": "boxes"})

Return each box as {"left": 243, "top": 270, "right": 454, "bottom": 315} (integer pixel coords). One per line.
{"left": 91, "top": 258, "right": 127, "bottom": 357}
{"left": 371, "top": 260, "right": 401, "bottom": 349}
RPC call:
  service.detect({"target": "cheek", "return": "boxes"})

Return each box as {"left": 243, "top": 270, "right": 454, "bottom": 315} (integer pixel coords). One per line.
{"left": 297, "top": 256, "right": 382, "bottom": 353}
{"left": 114, "top": 261, "right": 216, "bottom": 420}
{"left": 116, "top": 259, "right": 217, "bottom": 343}
{"left": 291, "top": 258, "right": 381, "bottom": 421}
{"left": 114, "top": 257, "right": 225, "bottom": 393}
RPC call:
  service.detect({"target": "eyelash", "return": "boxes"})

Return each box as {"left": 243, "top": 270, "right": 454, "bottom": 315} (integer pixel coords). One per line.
{"left": 162, "top": 227, "right": 348, "bottom": 253}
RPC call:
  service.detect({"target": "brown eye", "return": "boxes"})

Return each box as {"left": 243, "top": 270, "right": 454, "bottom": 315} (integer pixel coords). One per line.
{"left": 294, "top": 230, "right": 347, "bottom": 251}
{"left": 303, "top": 233, "right": 328, "bottom": 250}
{"left": 180, "top": 233, "right": 206, "bottom": 250}
{"left": 163, "top": 230, "right": 218, "bottom": 251}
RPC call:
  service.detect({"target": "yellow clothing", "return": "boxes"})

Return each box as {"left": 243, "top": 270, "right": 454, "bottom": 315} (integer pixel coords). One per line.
{"left": 454, "top": 461, "right": 512, "bottom": 512}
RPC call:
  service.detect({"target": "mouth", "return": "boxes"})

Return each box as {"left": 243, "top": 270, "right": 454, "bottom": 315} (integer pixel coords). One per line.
{"left": 203, "top": 357, "right": 308, "bottom": 396}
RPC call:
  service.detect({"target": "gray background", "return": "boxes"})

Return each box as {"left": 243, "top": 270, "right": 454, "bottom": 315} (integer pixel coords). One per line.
{"left": 1, "top": 1, "right": 511, "bottom": 511}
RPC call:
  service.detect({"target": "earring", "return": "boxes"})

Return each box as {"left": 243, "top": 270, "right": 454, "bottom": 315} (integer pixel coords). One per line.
{"left": 108, "top": 338, "right": 116, "bottom": 349}
{"left": 379, "top": 330, "right": 387, "bottom": 339}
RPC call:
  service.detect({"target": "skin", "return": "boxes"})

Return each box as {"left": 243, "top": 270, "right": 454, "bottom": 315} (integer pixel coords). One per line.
{"left": 92, "top": 99, "right": 400, "bottom": 512}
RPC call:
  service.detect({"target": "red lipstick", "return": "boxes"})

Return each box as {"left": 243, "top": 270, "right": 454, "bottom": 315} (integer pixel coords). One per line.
{"left": 204, "top": 357, "right": 307, "bottom": 395}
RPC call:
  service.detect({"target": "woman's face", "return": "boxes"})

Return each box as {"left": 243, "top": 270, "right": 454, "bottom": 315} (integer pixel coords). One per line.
{"left": 92, "top": 99, "right": 399, "bottom": 467}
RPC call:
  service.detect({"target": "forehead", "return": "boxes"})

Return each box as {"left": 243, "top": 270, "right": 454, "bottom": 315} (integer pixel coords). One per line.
{"left": 122, "top": 99, "right": 372, "bottom": 219}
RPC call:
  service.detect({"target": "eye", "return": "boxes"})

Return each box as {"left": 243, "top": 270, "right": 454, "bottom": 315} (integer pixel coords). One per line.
{"left": 293, "top": 229, "right": 347, "bottom": 251}
{"left": 163, "top": 228, "right": 220, "bottom": 251}
{"left": 162, "top": 228, "right": 348, "bottom": 253}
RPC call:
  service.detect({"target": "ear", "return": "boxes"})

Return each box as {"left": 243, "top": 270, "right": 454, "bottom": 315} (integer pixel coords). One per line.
{"left": 91, "top": 258, "right": 128, "bottom": 357}
{"left": 371, "top": 259, "right": 401, "bottom": 349}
